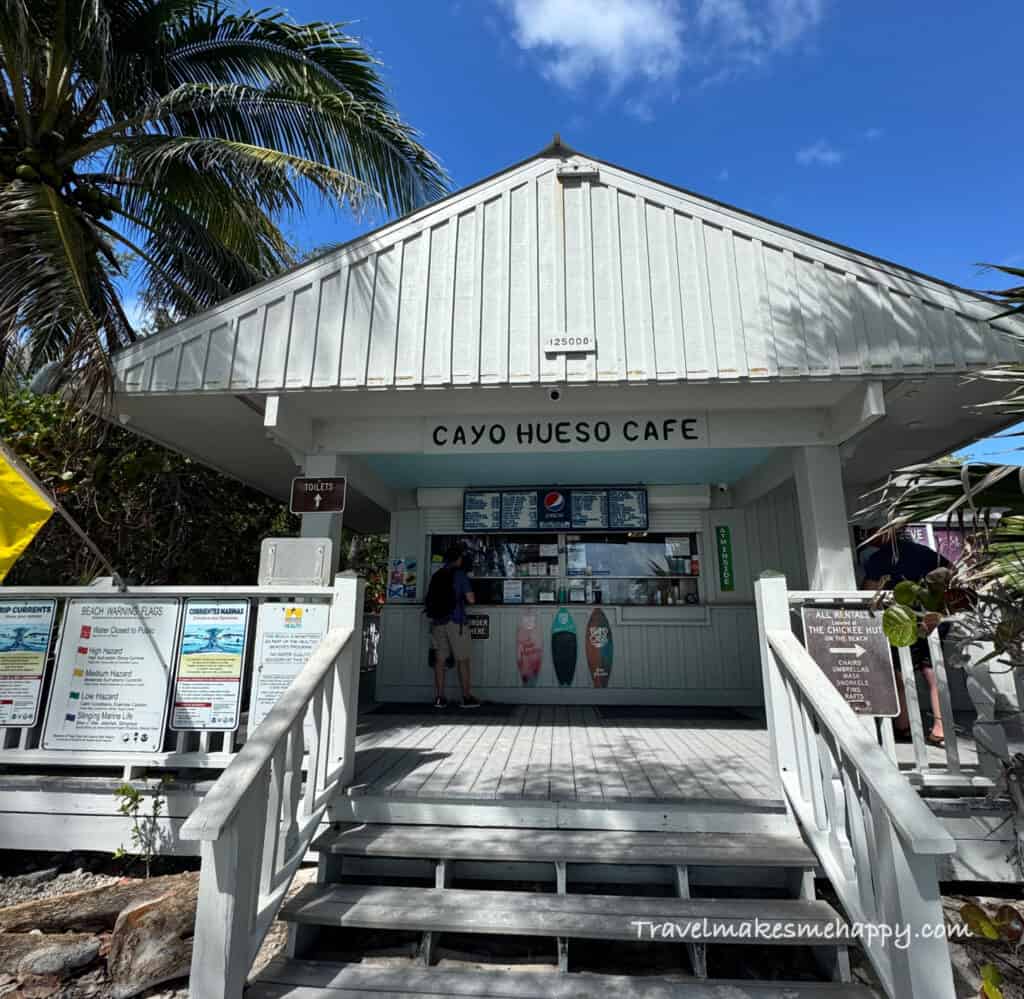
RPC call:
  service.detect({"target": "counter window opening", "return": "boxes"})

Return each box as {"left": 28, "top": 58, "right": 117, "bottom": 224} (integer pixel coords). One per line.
{"left": 427, "top": 532, "right": 703, "bottom": 607}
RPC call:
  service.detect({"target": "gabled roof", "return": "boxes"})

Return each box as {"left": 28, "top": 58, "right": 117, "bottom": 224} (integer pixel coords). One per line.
{"left": 111, "top": 141, "right": 1023, "bottom": 395}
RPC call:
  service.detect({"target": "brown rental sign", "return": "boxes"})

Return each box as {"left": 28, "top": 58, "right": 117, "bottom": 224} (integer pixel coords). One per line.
{"left": 289, "top": 476, "right": 347, "bottom": 515}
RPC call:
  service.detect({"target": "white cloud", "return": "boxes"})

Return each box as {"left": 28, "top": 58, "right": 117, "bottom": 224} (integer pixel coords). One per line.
{"left": 623, "top": 97, "right": 655, "bottom": 122}
{"left": 718, "top": 167, "right": 730, "bottom": 180}
{"left": 796, "top": 139, "right": 843, "bottom": 166}
{"left": 863, "top": 126, "right": 883, "bottom": 141}
{"left": 697, "top": 0, "right": 824, "bottom": 59}
{"left": 504, "top": 0, "right": 685, "bottom": 92}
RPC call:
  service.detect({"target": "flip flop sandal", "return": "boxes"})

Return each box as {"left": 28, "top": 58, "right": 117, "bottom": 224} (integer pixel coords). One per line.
{"left": 925, "top": 734, "right": 946, "bottom": 749}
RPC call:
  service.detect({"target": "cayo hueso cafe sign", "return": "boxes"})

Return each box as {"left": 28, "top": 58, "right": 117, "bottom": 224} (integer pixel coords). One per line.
{"left": 425, "top": 413, "right": 707, "bottom": 453}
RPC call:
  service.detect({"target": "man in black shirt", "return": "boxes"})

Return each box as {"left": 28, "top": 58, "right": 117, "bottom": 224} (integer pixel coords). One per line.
{"left": 863, "top": 530, "right": 951, "bottom": 747}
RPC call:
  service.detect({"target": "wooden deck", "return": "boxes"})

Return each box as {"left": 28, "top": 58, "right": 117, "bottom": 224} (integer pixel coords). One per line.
{"left": 349, "top": 705, "right": 983, "bottom": 807}
{"left": 351, "top": 706, "right": 782, "bottom": 805}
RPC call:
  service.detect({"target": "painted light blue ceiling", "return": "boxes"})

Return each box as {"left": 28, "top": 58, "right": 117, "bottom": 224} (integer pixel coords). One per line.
{"left": 361, "top": 447, "right": 774, "bottom": 489}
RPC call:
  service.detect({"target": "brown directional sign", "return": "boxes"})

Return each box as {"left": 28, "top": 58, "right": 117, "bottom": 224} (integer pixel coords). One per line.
{"left": 289, "top": 476, "right": 347, "bottom": 514}
{"left": 800, "top": 605, "right": 899, "bottom": 717}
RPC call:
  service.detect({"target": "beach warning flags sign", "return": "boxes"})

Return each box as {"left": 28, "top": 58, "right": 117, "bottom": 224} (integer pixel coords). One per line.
{"left": 0, "top": 440, "right": 54, "bottom": 582}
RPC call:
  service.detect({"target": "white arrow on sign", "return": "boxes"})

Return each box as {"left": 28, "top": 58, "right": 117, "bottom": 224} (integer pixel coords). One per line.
{"left": 829, "top": 644, "right": 866, "bottom": 657}
{"left": 313, "top": 493, "right": 322, "bottom": 509}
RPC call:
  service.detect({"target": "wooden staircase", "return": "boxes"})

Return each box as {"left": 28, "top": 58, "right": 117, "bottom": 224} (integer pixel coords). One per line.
{"left": 248, "top": 822, "right": 877, "bottom": 998}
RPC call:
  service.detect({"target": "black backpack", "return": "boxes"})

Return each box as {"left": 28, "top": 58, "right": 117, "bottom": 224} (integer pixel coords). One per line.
{"left": 424, "top": 566, "right": 457, "bottom": 621}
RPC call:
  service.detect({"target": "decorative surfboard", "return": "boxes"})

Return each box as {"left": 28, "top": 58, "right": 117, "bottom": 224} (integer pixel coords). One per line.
{"left": 585, "top": 608, "right": 614, "bottom": 688}
{"left": 516, "top": 612, "right": 542, "bottom": 687}
{"left": 551, "top": 608, "right": 577, "bottom": 687}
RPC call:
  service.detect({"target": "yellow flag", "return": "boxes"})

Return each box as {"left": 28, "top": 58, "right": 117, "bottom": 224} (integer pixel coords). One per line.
{"left": 0, "top": 441, "right": 54, "bottom": 581}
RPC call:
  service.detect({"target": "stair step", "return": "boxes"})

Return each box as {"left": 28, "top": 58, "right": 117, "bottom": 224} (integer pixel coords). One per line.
{"left": 313, "top": 824, "right": 816, "bottom": 868}
{"left": 280, "top": 884, "right": 843, "bottom": 944}
{"left": 249, "top": 959, "right": 874, "bottom": 998}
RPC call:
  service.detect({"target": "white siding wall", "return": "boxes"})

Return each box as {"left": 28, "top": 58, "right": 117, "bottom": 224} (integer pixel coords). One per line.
{"left": 115, "top": 156, "right": 1023, "bottom": 395}
{"left": 373, "top": 482, "right": 803, "bottom": 706}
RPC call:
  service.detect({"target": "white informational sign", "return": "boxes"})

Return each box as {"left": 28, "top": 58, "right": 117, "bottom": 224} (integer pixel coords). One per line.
{"left": 502, "top": 580, "right": 524, "bottom": 604}
{"left": 170, "top": 600, "right": 250, "bottom": 731}
{"left": 250, "top": 602, "right": 330, "bottom": 730}
{"left": 501, "top": 492, "right": 538, "bottom": 530}
{"left": 0, "top": 599, "right": 56, "bottom": 727}
{"left": 42, "top": 599, "right": 181, "bottom": 752}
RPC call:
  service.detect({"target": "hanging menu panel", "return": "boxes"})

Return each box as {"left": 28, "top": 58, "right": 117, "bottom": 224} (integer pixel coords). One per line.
{"left": 463, "top": 491, "right": 501, "bottom": 531}
{"left": 571, "top": 491, "right": 608, "bottom": 530}
{"left": 608, "top": 489, "right": 649, "bottom": 530}
{"left": 463, "top": 487, "right": 646, "bottom": 533}
{"left": 501, "top": 492, "right": 538, "bottom": 530}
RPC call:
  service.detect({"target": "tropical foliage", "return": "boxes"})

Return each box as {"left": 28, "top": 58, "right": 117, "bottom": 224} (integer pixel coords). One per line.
{"left": 0, "top": 0, "right": 447, "bottom": 393}
{"left": 859, "top": 265, "right": 1024, "bottom": 670}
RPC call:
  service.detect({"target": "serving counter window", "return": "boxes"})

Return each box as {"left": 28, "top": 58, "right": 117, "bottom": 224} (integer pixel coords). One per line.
{"left": 428, "top": 532, "right": 702, "bottom": 607}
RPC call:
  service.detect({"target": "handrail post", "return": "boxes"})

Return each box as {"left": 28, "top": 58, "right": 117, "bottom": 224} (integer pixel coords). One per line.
{"left": 189, "top": 775, "right": 268, "bottom": 999}
{"left": 330, "top": 573, "right": 366, "bottom": 788}
{"left": 755, "top": 574, "right": 794, "bottom": 775}
{"left": 871, "top": 808, "right": 956, "bottom": 997}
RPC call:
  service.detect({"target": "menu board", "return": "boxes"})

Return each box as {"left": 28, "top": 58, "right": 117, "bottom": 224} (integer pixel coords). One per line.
{"left": 170, "top": 599, "right": 250, "bottom": 731}
{"left": 463, "top": 491, "right": 501, "bottom": 531}
{"left": 43, "top": 599, "right": 181, "bottom": 752}
{"left": 572, "top": 491, "right": 608, "bottom": 530}
{"left": 502, "top": 492, "right": 538, "bottom": 530}
{"left": 250, "top": 602, "right": 330, "bottom": 731}
{"left": 0, "top": 599, "right": 56, "bottom": 727}
{"left": 609, "top": 489, "right": 649, "bottom": 530}
{"left": 464, "top": 487, "right": 647, "bottom": 533}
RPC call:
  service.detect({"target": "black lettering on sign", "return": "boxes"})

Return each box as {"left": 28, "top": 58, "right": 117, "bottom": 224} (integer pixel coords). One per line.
{"left": 663, "top": 418, "right": 677, "bottom": 438}
{"left": 490, "top": 425, "right": 506, "bottom": 445}
{"left": 682, "top": 418, "right": 699, "bottom": 440}
{"left": 433, "top": 425, "right": 448, "bottom": 445}
{"left": 471, "top": 425, "right": 486, "bottom": 445}
{"left": 517, "top": 423, "right": 533, "bottom": 444}
{"left": 555, "top": 421, "right": 571, "bottom": 444}
{"left": 575, "top": 421, "right": 591, "bottom": 443}
{"left": 595, "top": 421, "right": 611, "bottom": 442}
{"left": 644, "top": 420, "right": 658, "bottom": 441}
{"left": 452, "top": 426, "right": 467, "bottom": 445}
{"left": 623, "top": 420, "right": 639, "bottom": 442}
{"left": 536, "top": 424, "right": 553, "bottom": 444}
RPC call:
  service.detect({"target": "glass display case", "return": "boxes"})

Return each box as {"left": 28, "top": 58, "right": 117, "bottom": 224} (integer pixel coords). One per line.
{"left": 427, "top": 532, "right": 702, "bottom": 607}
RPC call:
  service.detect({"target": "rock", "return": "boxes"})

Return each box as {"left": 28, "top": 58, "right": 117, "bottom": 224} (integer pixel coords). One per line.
{"left": 19, "top": 868, "right": 59, "bottom": 888}
{"left": 0, "top": 932, "right": 97, "bottom": 973}
{"left": 18, "top": 935, "right": 100, "bottom": 974}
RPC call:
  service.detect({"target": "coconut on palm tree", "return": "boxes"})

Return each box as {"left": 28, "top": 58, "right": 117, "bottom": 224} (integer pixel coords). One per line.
{"left": 0, "top": 0, "right": 447, "bottom": 394}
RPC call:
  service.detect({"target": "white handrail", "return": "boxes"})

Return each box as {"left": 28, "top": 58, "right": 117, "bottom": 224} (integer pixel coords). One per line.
{"left": 183, "top": 574, "right": 365, "bottom": 999}
{"left": 180, "top": 625, "right": 353, "bottom": 842}
{"left": 756, "top": 575, "right": 956, "bottom": 999}
{"left": 767, "top": 630, "right": 954, "bottom": 855}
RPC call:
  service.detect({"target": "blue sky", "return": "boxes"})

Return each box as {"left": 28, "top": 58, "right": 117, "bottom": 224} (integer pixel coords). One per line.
{"left": 230, "top": 1, "right": 1024, "bottom": 459}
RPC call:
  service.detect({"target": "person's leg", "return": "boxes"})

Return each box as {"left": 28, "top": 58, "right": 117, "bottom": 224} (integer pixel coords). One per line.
{"left": 430, "top": 626, "right": 449, "bottom": 705}
{"left": 919, "top": 665, "right": 944, "bottom": 741}
{"left": 450, "top": 624, "right": 476, "bottom": 704}
{"left": 891, "top": 650, "right": 910, "bottom": 733}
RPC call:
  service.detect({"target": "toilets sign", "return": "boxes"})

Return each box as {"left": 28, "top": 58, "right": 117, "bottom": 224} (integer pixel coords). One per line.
{"left": 425, "top": 414, "right": 707, "bottom": 453}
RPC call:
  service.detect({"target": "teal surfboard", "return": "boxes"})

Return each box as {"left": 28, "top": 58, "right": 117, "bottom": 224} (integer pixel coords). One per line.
{"left": 551, "top": 608, "right": 577, "bottom": 687}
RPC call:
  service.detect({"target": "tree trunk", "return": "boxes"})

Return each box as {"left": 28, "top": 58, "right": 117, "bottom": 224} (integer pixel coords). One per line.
{"left": 0, "top": 872, "right": 197, "bottom": 933}
{"left": 107, "top": 874, "right": 200, "bottom": 999}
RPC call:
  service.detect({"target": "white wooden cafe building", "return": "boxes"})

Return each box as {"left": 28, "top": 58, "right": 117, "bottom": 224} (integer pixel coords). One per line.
{"left": 3, "top": 141, "right": 1024, "bottom": 999}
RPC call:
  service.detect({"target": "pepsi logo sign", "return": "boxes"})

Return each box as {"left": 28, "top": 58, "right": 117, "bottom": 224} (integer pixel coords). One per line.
{"left": 544, "top": 491, "right": 566, "bottom": 514}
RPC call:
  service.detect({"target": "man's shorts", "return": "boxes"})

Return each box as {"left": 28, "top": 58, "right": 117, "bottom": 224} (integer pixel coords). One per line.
{"left": 431, "top": 620, "right": 472, "bottom": 663}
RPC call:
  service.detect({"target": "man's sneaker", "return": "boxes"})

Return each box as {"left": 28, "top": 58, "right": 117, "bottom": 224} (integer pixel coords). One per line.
{"left": 433, "top": 697, "right": 447, "bottom": 709}
{"left": 461, "top": 695, "right": 481, "bottom": 709}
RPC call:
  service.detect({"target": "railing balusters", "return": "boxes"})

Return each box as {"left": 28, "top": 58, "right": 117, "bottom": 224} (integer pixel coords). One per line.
{"left": 927, "top": 631, "right": 961, "bottom": 775}
{"left": 756, "top": 577, "right": 957, "bottom": 999}
{"left": 260, "top": 745, "right": 285, "bottom": 897}
{"left": 897, "top": 646, "right": 930, "bottom": 774}
{"left": 800, "top": 699, "right": 829, "bottom": 832}
{"left": 304, "top": 690, "right": 324, "bottom": 815}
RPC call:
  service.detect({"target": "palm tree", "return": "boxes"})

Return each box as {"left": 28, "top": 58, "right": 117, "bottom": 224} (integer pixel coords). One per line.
{"left": 0, "top": 0, "right": 448, "bottom": 394}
